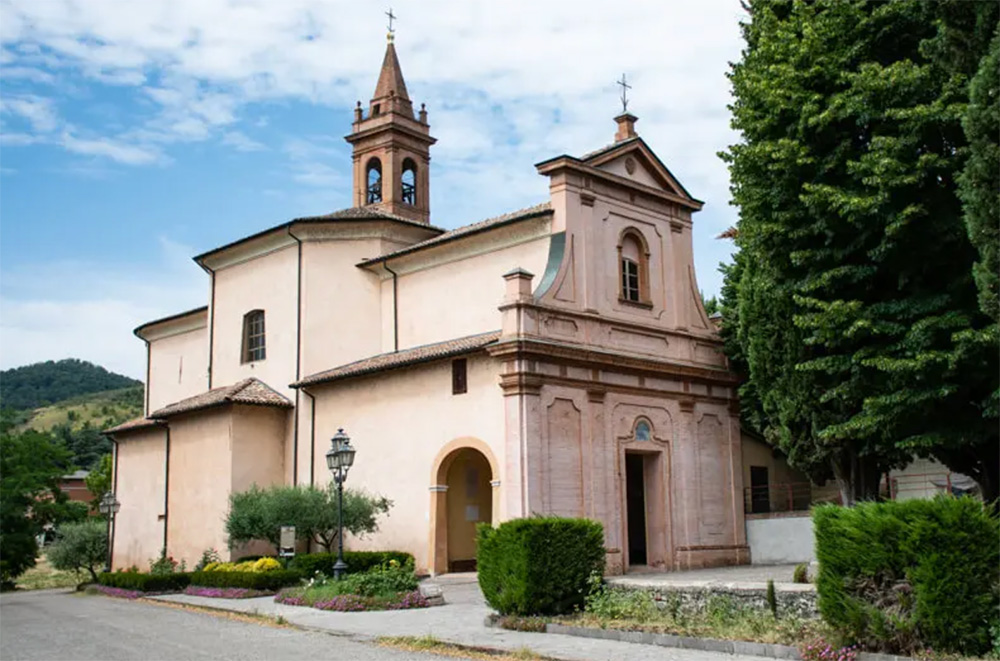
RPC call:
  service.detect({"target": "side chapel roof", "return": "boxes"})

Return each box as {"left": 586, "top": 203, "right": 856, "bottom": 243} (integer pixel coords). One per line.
{"left": 150, "top": 378, "right": 293, "bottom": 419}
{"left": 294, "top": 331, "right": 501, "bottom": 388}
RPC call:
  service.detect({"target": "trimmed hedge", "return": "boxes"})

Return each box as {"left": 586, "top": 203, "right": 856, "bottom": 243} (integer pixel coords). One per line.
{"left": 188, "top": 570, "right": 303, "bottom": 590}
{"left": 477, "top": 517, "right": 605, "bottom": 616}
{"left": 288, "top": 551, "right": 414, "bottom": 577}
{"left": 98, "top": 571, "right": 191, "bottom": 592}
{"left": 814, "top": 498, "right": 999, "bottom": 656}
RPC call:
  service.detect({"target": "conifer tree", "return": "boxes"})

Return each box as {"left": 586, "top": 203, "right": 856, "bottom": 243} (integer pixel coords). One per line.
{"left": 722, "top": 0, "right": 998, "bottom": 502}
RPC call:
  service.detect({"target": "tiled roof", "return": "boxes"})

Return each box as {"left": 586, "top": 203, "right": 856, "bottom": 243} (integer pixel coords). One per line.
{"left": 291, "top": 206, "right": 445, "bottom": 232}
{"left": 104, "top": 416, "right": 165, "bottom": 435}
{"left": 358, "top": 203, "right": 552, "bottom": 266}
{"left": 294, "top": 331, "right": 501, "bottom": 387}
{"left": 578, "top": 136, "right": 640, "bottom": 162}
{"left": 151, "top": 378, "right": 293, "bottom": 418}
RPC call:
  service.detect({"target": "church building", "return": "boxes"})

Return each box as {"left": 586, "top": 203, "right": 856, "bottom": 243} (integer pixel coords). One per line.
{"left": 107, "top": 33, "right": 748, "bottom": 576}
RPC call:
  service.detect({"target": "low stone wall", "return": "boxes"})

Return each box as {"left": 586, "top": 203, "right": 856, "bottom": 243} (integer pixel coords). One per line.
{"left": 611, "top": 582, "right": 818, "bottom": 620}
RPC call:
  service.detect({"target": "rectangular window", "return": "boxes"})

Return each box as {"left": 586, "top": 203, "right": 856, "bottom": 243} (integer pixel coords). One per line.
{"left": 242, "top": 310, "right": 266, "bottom": 363}
{"left": 621, "top": 258, "right": 640, "bottom": 302}
{"left": 452, "top": 358, "right": 467, "bottom": 395}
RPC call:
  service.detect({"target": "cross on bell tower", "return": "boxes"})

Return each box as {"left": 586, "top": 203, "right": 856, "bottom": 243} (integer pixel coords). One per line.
{"left": 345, "top": 21, "right": 436, "bottom": 224}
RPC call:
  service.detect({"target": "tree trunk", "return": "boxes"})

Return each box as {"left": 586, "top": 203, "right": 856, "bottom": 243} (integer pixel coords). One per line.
{"left": 87, "top": 566, "right": 99, "bottom": 583}
{"left": 831, "top": 450, "right": 883, "bottom": 506}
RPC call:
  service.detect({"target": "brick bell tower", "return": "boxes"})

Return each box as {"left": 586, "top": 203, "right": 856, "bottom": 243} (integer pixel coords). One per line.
{"left": 345, "top": 30, "right": 436, "bottom": 224}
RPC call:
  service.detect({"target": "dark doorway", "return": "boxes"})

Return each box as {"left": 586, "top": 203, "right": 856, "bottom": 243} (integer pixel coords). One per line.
{"left": 750, "top": 465, "right": 770, "bottom": 513}
{"left": 625, "top": 453, "right": 647, "bottom": 566}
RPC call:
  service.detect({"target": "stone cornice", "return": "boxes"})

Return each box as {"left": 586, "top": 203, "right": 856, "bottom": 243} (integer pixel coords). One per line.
{"left": 135, "top": 307, "right": 208, "bottom": 342}
{"left": 488, "top": 337, "right": 739, "bottom": 386}
{"left": 536, "top": 157, "right": 702, "bottom": 211}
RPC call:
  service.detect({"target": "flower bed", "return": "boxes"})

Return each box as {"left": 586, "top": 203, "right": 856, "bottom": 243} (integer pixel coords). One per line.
{"left": 89, "top": 584, "right": 144, "bottom": 600}
{"left": 183, "top": 586, "right": 274, "bottom": 599}
{"left": 275, "top": 588, "right": 428, "bottom": 611}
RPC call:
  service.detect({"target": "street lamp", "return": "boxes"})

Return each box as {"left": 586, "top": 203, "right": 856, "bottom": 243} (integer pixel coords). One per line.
{"left": 98, "top": 491, "right": 121, "bottom": 573}
{"left": 326, "top": 428, "right": 356, "bottom": 580}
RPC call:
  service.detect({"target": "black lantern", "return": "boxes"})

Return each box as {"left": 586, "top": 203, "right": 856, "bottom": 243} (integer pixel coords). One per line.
{"left": 327, "top": 429, "right": 356, "bottom": 580}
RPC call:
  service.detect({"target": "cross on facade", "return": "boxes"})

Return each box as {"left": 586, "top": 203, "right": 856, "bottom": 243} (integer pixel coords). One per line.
{"left": 617, "top": 73, "right": 632, "bottom": 113}
{"left": 386, "top": 8, "right": 396, "bottom": 34}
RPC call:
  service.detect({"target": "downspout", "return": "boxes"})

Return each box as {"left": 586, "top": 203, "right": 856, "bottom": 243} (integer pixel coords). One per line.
{"left": 162, "top": 426, "right": 170, "bottom": 551}
{"left": 110, "top": 437, "right": 119, "bottom": 570}
{"left": 302, "top": 387, "right": 317, "bottom": 488}
{"left": 383, "top": 261, "right": 399, "bottom": 352}
{"left": 287, "top": 226, "right": 304, "bottom": 486}
{"left": 142, "top": 338, "right": 151, "bottom": 416}
{"left": 196, "top": 261, "right": 217, "bottom": 390}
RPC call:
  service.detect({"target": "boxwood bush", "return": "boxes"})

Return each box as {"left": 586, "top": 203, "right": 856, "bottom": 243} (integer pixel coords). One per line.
{"left": 814, "top": 498, "right": 999, "bottom": 656}
{"left": 477, "top": 517, "right": 605, "bottom": 616}
{"left": 188, "top": 569, "right": 302, "bottom": 590}
{"left": 98, "top": 571, "right": 191, "bottom": 592}
{"left": 288, "top": 551, "right": 414, "bottom": 577}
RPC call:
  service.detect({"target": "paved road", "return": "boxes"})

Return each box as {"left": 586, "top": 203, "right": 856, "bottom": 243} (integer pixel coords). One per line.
{"left": 0, "top": 589, "right": 451, "bottom": 661}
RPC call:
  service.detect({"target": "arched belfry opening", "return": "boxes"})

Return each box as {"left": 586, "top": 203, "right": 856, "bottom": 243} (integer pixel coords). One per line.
{"left": 429, "top": 439, "right": 499, "bottom": 575}
{"left": 366, "top": 158, "right": 383, "bottom": 204}
{"left": 346, "top": 33, "right": 435, "bottom": 224}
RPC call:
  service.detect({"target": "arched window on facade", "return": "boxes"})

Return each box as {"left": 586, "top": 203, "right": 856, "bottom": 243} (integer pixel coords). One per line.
{"left": 619, "top": 229, "right": 650, "bottom": 304}
{"left": 366, "top": 158, "right": 383, "bottom": 204}
{"left": 401, "top": 158, "right": 417, "bottom": 206}
{"left": 242, "top": 310, "right": 266, "bottom": 363}
{"left": 634, "top": 419, "right": 652, "bottom": 442}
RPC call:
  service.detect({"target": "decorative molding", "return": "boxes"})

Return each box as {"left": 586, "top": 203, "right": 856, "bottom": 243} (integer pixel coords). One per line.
{"left": 586, "top": 388, "right": 606, "bottom": 403}
{"left": 679, "top": 400, "right": 696, "bottom": 412}
{"left": 580, "top": 191, "right": 596, "bottom": 207}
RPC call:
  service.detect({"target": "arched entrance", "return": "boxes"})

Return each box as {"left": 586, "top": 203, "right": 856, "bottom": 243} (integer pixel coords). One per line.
{"left": 429, "top": 439, "right": 499, "bottom": 575}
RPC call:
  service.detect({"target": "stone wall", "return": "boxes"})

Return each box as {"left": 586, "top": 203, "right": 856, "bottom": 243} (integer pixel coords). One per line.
{"left": 612, "top": 583, "right": 818, "bottom": 620}
{"left": 745, "top": 513, "right": 815, "bottom": 565}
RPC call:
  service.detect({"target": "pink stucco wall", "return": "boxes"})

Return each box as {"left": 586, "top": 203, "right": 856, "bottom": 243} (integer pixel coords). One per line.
{"left": 111, "top": 428, "right": 166, "bottom": 570}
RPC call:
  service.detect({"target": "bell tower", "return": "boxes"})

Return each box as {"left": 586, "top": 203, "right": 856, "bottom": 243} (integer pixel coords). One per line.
{"left": 345, "top": 31, "right": 436, "bottom": 224}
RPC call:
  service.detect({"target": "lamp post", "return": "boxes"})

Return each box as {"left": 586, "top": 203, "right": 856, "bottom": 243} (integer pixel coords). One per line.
{"left": 98, "top": 491, "right": 121, "bottom": 573}
{"left": 326, "top": 428, "right": 356, "bottom": 580}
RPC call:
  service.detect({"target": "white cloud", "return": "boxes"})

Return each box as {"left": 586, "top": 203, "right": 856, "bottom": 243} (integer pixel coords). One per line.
{"left": 0, "top": 238, "right": 207, "bottom": 379}
{"left": 221, "top": 130, "right": 265, "bottom": 152}
{"left": 60, "top": 130, "right": 162, "bottom": 164}
{"left": 0, "top": 94, "right": 59, "bottom": 132}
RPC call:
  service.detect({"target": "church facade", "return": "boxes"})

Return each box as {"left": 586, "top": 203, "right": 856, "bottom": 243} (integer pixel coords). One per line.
{"left": 107, "top": 36, "right": 748, "bottom": 576}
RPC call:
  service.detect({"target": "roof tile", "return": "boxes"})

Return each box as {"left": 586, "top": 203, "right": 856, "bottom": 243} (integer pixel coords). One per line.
{"left": 295, "top": 331, "right": 501, "bottom": 387}
{"left": 151, "top": 378, "right": 293, "bottom": 419}
{"left": 358, "top": 203, "right": 552, "bottom": 266}
{"left": 104, "top": 416, "right": 165, "bottom": 435}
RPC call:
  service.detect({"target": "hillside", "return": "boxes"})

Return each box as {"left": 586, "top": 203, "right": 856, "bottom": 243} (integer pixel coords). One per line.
{"left": 25, "top": 386, "right": 144, "bottom": 433}
{"left": 0, "top": 359, "right": 141, "bottom": 410}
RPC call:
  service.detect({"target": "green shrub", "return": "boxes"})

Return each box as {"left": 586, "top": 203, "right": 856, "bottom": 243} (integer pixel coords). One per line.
{"left": 584, "top": 574, "right": 659, "bottom": 622}
{"left": 477, "top": 516, "right": 605, "bottom": 616}
{"left": 814, "top": 498, "right": 999, "bottom": 656}
{"left": 188, "top": 570, "right": 302, "bottom": 591}
{"left": 765, "top": 579, "right": 777, "bottom": 618}
{"left": 98, "top": 571, "right": 191, "bottom": 592}
{"left": 793, "top": 563, "right": 809, "bottom": 584}
{"left": 47, "top": 520, "right": 108, "bottom": 582}
{"left": 289, "top": 551, "right": 414, "bottom": 577}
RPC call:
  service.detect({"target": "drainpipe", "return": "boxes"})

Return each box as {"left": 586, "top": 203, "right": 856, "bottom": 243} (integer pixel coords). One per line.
{"left": 196, "top": 262, "right": 217, "bottom": 390}
{"left": 162, "top": 426, "right": 170, "bottom": 551}
{"left": 110, "top": 437, "right": 119, "bottom": 570}
{"left": 287, "top": 226, "right": 304, "bottom": 485}
{"left": 302, "top": 387, "right": 317, "bottom": 488}
{"left": 383, "top": 261, "right": 399, "bottom": 352}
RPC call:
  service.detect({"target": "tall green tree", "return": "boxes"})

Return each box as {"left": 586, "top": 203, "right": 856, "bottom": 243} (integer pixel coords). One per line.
{"left": 0, "top": 424, "right": 87, "bottom": 588}
{"left": 85, "top": 454, "right": 113, "bottom": 512}
{"left": 722, "top": 0, "right": 998, "bottom": 502}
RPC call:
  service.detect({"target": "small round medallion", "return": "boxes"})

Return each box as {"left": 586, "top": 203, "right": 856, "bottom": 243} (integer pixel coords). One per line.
{"left": 625, "top": 157, "right": 636, "bottom": 175}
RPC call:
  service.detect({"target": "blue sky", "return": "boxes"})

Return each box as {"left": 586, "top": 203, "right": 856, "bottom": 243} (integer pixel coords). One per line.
{"left": 0, "top": 0, "right": 745, "bottom": 379}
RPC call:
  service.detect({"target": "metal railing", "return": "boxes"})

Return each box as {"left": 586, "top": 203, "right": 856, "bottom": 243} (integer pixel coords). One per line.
{"left": 743, "top": 482, "right": 814, "bottom": 514}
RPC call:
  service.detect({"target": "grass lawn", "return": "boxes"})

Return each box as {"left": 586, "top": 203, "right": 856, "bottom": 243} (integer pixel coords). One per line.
{"left": 379, "top": 636, "right": 548, "bottom": 660}
{"left": 16, "top": 556, "right": 84, "bottom": 591}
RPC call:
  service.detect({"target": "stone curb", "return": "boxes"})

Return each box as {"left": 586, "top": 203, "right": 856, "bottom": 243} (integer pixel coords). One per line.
{"left": 533, "top": 623, "right": 915, "bottom": 661}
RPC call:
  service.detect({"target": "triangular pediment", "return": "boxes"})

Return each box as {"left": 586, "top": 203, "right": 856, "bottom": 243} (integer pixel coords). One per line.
{"left": 584, "top": 138, "right": 695, "bottom": 202}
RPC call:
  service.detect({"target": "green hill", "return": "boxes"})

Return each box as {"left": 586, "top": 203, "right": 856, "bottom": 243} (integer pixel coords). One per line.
{"left": 1, "top": 359, "right": 141, "bottom": 410}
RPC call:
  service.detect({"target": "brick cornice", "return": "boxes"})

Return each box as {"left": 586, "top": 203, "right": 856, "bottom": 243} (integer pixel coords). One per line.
{"left": 487, "top": 337, "right": 739, "bottom": 386}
